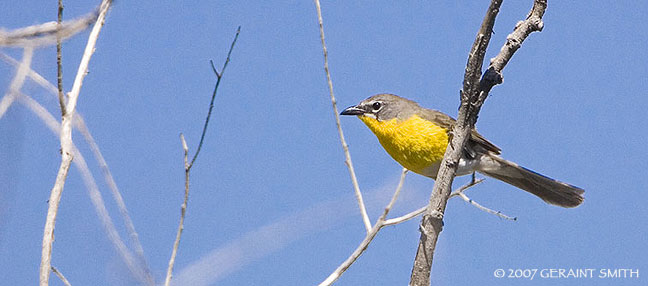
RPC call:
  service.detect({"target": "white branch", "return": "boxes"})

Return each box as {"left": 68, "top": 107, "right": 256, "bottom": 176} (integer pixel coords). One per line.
{"left": 456, "top": 192, "right": 516, "bottom": 220}
{"left": 314, "top": 0, "right": 372, "bottom": 233}
{"left": 383, "top": 206, "right": 427, "bottom": 226}
{"left": 0, "top": 5, "right": 98, "bottom": 47}
{"left": 0, "top": 51, "right": 151, "bottom": 276}
{"left": 40, "top": 1, "right": 117, "bottom": 285}
{"left": 19, "top": 94, "right": 152, "bottom": 284}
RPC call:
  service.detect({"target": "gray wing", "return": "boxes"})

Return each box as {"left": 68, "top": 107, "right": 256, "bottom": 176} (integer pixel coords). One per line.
{"left": 418, "top": 108, "right": 501, "bottom": 155}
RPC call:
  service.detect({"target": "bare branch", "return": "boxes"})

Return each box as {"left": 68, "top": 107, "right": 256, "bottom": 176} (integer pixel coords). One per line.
{"left": 410, "top": 1, "right": 548, "bottom": 284}
{"left": 385, "top": 179, "right": 486, "bottom": 226}
{"left": 57, "top": 0, "right": 66, "bottom": 116}
{"left": 0, "top": 6, "right": 99, "bottom": 47}
{"left": 164, "top": 134, "right": 190, "bottom": 286}
{"left": 164, "top": 27, "right": 241, "bottom": 286}
{"left": 383, "top": 206, "right": 427, "bottom": 226}
{"left": 40, "top": 1, "right": 113, "bottom": 285}
{"left": 190, "top": 26, "right": 240, "bottom": 169}
{"left": 448, "top": 178, "right": 486, "bottom": 198}
{"left": 18, "top": 94, "right": 151, "bottom": 284}
{"left": 314, "top": 0, "right": 372, "bottom": 233}
{"left": 51, "top": 266, "right": 72, "bottom": 286}
{"left": 449, "top": 178, "right": 516, "bottom": 220}
{"left": 489, "top": 0, "right": 546, "bottom": 72}
{"left": 0, "top": 52, "right": 153, "bottom": 281}
{"left": 456, "top": 192, "right": 516, "bottom": 220}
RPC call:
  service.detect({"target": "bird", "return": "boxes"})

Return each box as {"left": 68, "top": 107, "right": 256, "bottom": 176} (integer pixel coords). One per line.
{"left": 340, "top": 93, "right": 584, "bottom": 208}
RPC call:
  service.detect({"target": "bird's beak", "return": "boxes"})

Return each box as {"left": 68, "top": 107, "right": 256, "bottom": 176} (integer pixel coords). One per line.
{"left": 340, "top": 105, "right": 365, "bottom": 116}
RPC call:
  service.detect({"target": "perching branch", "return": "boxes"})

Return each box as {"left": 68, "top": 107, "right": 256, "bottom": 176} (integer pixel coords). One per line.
{"left": 40, "top": 1, "right": 113, "bottom": 285}
{"left": 314, "top": 0, "right": 372, "bottom": 233}
{"left": 163, "top": 27, "right": 240, "bottom": 286}
{"left": 409, "top": 1, "right": 547, "bottom": 285}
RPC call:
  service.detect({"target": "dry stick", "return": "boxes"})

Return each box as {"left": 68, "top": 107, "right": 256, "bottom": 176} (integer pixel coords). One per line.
{"left": 165, "top": 134, "right": 190, "bottom": 286}
{"left": 40, "top": 1, "right": 112, "bottom": 285}
{"left": 409, "top": 2, "right": 502, "bottom": 283}
{"left": 448, "top": 178, "right": 516, "bottom": 220}
{"left": 314, "top": 0, "right": 372, "bottom": 233}
{"left": 57, "top": 0, "right": 65, "bottom": 116}
{"left": 19, "top": 94, "right": 150, "bottom": 284}
{"left": 0, "top": 52, "right": 153, "bottom": 282}
{"left": 51, "top": 266, "right": 72, "bottom": 286}
{"left": 409, "top": 1, "right": 547, "bottom": 285}
{"left": 0, "top": 6, "right": 98, "bottom": 47}
{"left": 384, "top": 179, "right": 487, "bottom": 226}
{"left": 163, "top": 27, "right": 241, "bottom": 286}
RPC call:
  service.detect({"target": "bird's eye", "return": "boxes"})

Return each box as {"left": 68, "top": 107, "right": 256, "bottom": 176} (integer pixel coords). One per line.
{"left": 372, "top": 102, "right": 382, "bottom": 111}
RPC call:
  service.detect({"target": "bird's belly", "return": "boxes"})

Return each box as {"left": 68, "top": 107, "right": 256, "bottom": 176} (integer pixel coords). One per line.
{"left": 365, "top": 116, "right": 450, "bottom": 176}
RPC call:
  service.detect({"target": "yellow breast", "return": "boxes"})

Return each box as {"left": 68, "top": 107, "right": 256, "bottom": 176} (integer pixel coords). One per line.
{"left": 359, "top": 115, "right": 449, "bottom": 175}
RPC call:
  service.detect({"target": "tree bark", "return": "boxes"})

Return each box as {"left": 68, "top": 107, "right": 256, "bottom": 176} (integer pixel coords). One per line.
{"left": 409, "top": 0, "right": 547, "bottom": 285}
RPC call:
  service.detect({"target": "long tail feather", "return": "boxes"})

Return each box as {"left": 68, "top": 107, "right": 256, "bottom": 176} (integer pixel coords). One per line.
{"left": 477, "top": 154, "right": 584, "bottom": 208}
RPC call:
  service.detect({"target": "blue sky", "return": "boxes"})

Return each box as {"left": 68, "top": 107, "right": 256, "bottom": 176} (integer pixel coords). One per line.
{"left": 1, "top": 1, "right": 647, "bottom": 285}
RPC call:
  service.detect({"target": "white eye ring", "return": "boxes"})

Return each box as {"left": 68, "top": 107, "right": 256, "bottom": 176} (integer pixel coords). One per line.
{"left": 372, "top": 101, "right": 382, "bottom": 111}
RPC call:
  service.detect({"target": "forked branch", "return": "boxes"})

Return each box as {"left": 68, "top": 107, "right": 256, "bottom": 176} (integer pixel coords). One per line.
{"left": 163, "top": 27, "right": 240, "bottom": 286}
{"left": 410, "top": 1, "right": 547, "bottom": 285}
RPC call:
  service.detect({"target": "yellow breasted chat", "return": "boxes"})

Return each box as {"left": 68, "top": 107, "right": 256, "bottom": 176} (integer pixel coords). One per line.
{"left": 341, "top": 93, "right": 584, "bottom": 208}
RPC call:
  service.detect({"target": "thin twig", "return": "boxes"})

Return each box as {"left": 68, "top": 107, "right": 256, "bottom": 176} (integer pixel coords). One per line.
{"left": 319, "top": 168, "right": 408, "bottom": 286}
{"left": 384, "top": 180, "right": 484, "bottom": 227}
{"left": 40, "top": 1, "right": 112, "bottom": 285}
{"left": 164, "top": 27, "right": 241, "bottom": 286}
{"left": 19, "top": 94, "right": 151, "bottom": 285}
{"left": 449, "top": 178, "right": 516, "bottom": 220}
{"left": 164, "top": 134, "right": 190, "bottom": 286}
{"left": 410, "top": 1, "right": 548, "bottom": 284}
{"left": 190, "top": 26, "right": 240, "bottom": 169}
{"left": 456, "top": 192, "right": 516, "bottom": 220}
{"left": 383, "top": 206, "right": 427, "bottom": 226}
{"left": 51, "top": 266, "right": 72, "bottom": 286}
{"left": 314, "top": 0, "right": 372, "bottom": 233}
{"left": 57, "top": 0, "right": 65, "bottom": 116}
{"left": 448, "top": 178, "right": 486, "bottom": 198}
{"left": 0, "top": 52, "right": 153, "bottom": 281}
